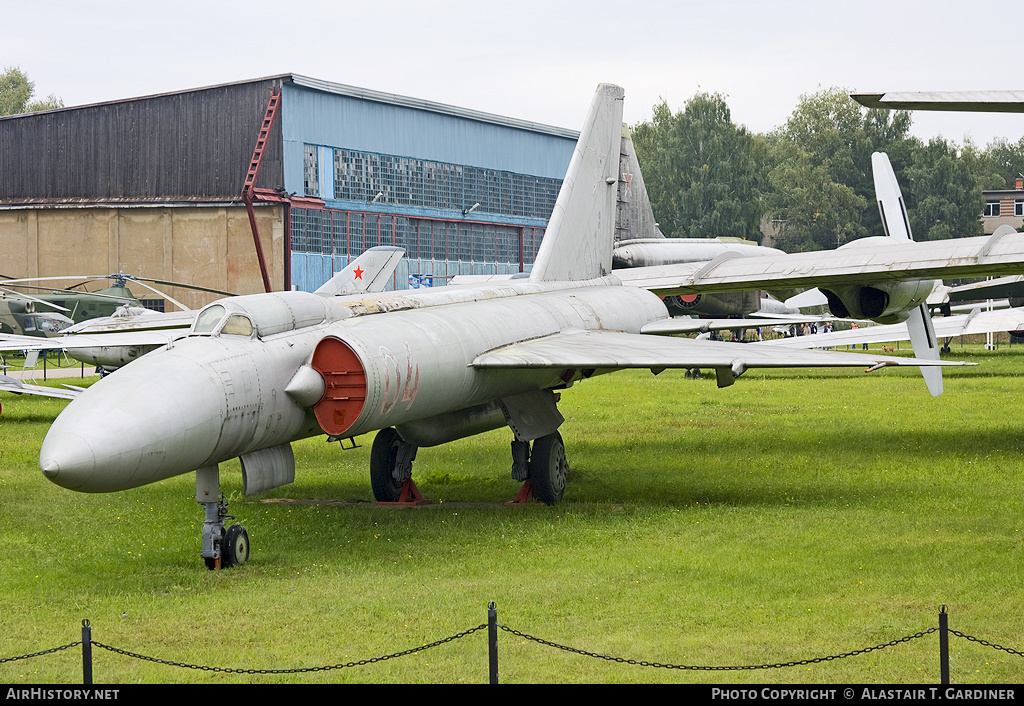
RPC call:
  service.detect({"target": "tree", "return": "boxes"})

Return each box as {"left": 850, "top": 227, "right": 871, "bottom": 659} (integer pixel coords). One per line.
{"left": 764, "top": 140, "right": 867, "bottom": 252}
{"left": 984, "top": 136, "right": 1024, "bottom": 189}
{"left": 764, "top": 87, "right": 915, "bottom": 250}
{"left": 902, "top": 138, "right": 995, "bottom": 240}
{"left": 631, "top": 93, "right": 767, "bottom": 241}
{"left": 0, "top": 66, "right": 63, "bottom": 117}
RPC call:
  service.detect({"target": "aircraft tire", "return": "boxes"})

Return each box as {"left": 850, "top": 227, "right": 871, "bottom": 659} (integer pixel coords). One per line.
{"left": 370, "top": 428, "right": 403, "bottom": 502}
{"left": 223, "top": 524, "right": 250, "bottom": 567}
{"left": 529, "top": 432, "right": 567, "bottom": 505}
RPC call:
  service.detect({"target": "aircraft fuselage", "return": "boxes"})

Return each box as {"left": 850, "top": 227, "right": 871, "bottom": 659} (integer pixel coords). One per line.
{"left": 40, "top": 281, "right": 668, "bottom": 493}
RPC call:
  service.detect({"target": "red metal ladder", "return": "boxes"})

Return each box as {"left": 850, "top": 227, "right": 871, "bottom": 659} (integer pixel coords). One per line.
{"left": 243, "top": 88, "right": 281, "bottom": 197}
{"left": 243, "top": 87, "right": 282, "bottom": 292}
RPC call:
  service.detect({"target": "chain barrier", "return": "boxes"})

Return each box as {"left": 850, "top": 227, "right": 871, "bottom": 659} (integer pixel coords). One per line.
{"left": 498, "top": 624, "right": 938, "bottom": 671}
{"left": 0, "top": 642, "right": 81, "bottom": 665}
{"left": 950, "top": 630, "right": 1024, "bottom": 659}
{"left": 88, "top": 624, "right": 487, "bottom": 675}
{"left": 3, "top": 615, "right": 1022, "bottom": 680}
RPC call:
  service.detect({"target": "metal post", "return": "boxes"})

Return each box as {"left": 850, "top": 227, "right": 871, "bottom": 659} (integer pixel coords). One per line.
{"left": 81, "top": 619, "right": 92, "bottom": 685}
{"left": 939, "top": 605, "right": 949, "bottom": 685}
{"left": 488, "top": 601, "right": 498, "bottom": 684}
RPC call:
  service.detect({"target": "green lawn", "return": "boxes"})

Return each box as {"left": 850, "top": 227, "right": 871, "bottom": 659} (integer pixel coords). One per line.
{"left": 1, "top": 344, "right": 1022, "bottom": 684}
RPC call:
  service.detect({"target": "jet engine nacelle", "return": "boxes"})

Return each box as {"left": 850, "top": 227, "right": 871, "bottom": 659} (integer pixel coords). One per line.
{"left": 662, "top": 291, "right": 761, "bottom": 318}
{"left": 308, "top": 286, "right": 667, "bottom": 440}
{"left": 820, "top": 279, "right": 935, "bottom": 324}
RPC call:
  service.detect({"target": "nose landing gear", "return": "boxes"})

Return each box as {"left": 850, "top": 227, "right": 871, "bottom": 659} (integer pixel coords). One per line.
{"left": 197, "top": 465, "right": 250, "bottom": 570}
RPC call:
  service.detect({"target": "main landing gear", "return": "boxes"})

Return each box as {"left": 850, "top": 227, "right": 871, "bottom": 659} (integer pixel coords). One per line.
{"left": 367, "top": 428, "right": 569, "bottom": 506}
{"left": 369, "top": 428, "right": 428, "bottom": 504}
{"left": 196, "top": 465, "right": 250, "bottom": 570}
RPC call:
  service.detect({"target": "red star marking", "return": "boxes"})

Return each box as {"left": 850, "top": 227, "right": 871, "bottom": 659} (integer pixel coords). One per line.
{"left": 353, "top": 266, "right": 364, "bottom": 280}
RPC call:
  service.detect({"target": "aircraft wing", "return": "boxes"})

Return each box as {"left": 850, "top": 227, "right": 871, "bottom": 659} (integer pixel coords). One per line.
{"left": 948, "top": 275, "right": 1024, "bottom": 303}
{"left": 472, "top": 329, "right": 966, "bottom": 387}
{"left": 0, "top": 374, "right": 81, "bottom": 400}
{"left": 639, "top": 315, "right": 852, "bottom": 335}
{"left": 613, "top": 233, "right": 1024, "bottom": 295}
{"left": 756, "top": 307, "right": 1024, "bottom": 349}
{"left": 852, "top": 91, "right": 1024, "bottom": 113}
{"left": 0, "top": 329, "right": 183, "bottom": 353}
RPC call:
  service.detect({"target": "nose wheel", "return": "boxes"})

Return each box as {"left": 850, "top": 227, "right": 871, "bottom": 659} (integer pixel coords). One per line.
{"left": 197, "top": 465, "right": 250, "bottom": 570}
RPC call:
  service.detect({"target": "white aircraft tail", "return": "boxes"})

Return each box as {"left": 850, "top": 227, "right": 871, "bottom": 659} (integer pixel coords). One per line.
{"left": 530, "top": 83, "right": 625, "bottom": 282}
{"left": 314, "top": 246, "right": 405, "bottom": 296}
{"left": 872, "top": 152, "right": 942, "bottom": 396}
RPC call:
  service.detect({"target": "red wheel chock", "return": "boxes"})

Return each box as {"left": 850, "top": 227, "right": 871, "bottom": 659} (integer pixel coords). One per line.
{"left": 506, "top": 480, "right": 535, "bottom": 505}
{"left": 377, "top": 479, "right": 431, "bottom": 506}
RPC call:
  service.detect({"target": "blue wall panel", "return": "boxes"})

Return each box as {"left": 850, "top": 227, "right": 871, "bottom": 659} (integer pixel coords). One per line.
{"left": 281, "top": 84, "right": 576, "bottom": 198}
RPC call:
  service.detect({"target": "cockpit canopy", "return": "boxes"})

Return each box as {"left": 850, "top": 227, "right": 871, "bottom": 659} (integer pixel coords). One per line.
{"left": 191, "top": 292, "right": 340, "bottom": 338}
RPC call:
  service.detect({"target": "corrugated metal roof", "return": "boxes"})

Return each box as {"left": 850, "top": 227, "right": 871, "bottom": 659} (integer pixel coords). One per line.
{"left": 1, "top": 73, "right": 580, "bottom": 140}
{"left": 288, "top": 75, "right": 579, "bottom": 139}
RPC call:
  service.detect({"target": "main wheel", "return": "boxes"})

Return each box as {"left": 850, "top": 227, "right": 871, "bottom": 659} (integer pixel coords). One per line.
{"left": 529, "top": 432, "right": 568, "bottom": 505}
{"left": 370, "top": 428, "right": 403, "bottom": 502}
{"left": 223, "top": 524, "right": 250, "bottom": 567}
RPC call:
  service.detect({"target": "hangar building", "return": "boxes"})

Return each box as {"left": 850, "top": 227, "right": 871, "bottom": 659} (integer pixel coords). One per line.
{"left": 0, "top": 74, "right": 578, "bottom": 308}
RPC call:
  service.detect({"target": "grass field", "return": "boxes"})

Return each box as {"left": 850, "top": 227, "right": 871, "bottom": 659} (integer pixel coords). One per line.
{"left": 1, "top": 343, "right": 1023, "bottom": 684}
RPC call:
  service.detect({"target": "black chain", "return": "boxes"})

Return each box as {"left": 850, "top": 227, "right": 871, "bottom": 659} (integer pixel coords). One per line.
{"left": 950, "top": 630, "right": 1024, "bottom": 658}
{"left": 497, "top": 624, "right": 938, "bottom": 671}
{"left": 0, "top": 642, "right": 82, "bottom": 665}
{"left": 7, "top": 624, "right": 1022, "bottom": 678}
{"left": 90, "top": 624, "right": 488, "bottom": 675}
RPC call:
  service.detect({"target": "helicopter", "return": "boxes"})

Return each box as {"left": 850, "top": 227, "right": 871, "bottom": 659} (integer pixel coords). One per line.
{"left": 0, "top": 271, "right": 235, "bottom": 338}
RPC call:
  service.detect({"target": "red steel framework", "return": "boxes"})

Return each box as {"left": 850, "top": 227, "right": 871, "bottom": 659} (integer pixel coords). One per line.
{"left": 292, "top": 206, "right": 543, "bottom": 283}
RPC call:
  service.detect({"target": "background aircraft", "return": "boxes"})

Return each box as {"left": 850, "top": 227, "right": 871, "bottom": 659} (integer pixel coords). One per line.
{"left": 0, "top": 247, "right": 406, "bottom": 401}
{"left": 35, "top": 84, "right": 1024, "bottom": 570}
{"left": 771, "top": 90, "right": 1024, "bottom": 355}
{"left": 0, "top": 271, "right": 238, "bottom": 339}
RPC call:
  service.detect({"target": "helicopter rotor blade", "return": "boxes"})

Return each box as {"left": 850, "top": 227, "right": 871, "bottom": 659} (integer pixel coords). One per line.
{"left": 122, "top": 278, "right": 190, "bottom": 312}
{"left": 127, "top": 277, "right": 236, "bottom": 298}
{"left": 0, "top": 286, "right": 72, "bottom": 312}
{"left": 0, "top": 273, "right": 238, "bottom": 311}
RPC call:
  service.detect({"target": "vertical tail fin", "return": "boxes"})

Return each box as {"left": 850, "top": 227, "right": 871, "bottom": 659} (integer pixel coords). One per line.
{"left": 315, "top": 246, "right": 405, "bottom": 296}
{"left": 530, "top": 83, "right": 625, "bottom": 282}
{"left": 616, "top": 128, "right": 663, "bottom": 242}
{"left": 872, "top": 151, "right": 942, "bottom": 396}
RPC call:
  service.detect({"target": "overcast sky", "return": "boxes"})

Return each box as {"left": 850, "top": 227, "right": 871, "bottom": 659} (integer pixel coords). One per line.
{"left": 6, "top": 0, "right": 1023, "bottom": 147}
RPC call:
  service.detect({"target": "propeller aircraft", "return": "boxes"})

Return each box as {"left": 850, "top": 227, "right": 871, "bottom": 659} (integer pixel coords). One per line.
{"left": 33, "top": 84, "right": 1024, "bottom": 570}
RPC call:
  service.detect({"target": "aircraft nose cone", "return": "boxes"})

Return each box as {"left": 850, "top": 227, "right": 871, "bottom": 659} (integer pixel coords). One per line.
{"left": 39, "top": 344, "right": 228, "bottom": 493}
{"left": 40, "top": 431, "right": 97, "bottom": 491}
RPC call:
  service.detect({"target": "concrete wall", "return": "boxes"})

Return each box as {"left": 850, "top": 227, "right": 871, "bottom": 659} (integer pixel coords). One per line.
{"left": 0, "top": 204, "right": 284, "bottom": 310}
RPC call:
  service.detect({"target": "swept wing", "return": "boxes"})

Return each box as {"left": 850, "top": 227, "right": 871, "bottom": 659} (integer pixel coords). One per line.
{"left": 613, "top": 233, "right": 1024, "bottom": 296}
{"left": 0, "top": 374, "right": 82, "bottom": 401}
{"left": 474, "top": 329, "right": 965, "bottom": 388}
{"left": 757, "top": 307, "right": 1024, "bottom": 350}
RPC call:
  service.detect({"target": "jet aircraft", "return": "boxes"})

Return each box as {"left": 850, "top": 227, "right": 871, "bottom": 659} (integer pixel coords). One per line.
{"left": 35, "top": 84, "right": 1024, "bottom": 570}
